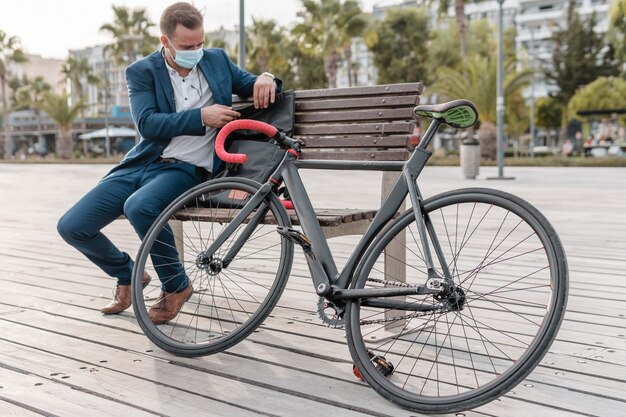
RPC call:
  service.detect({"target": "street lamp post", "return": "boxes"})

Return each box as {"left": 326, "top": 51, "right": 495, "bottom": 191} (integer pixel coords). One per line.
{"left": 489, "top": 0, "right": 515, "bottom": 180}
{"left": 529, "top": 27, "right": 536, "bottom": 159}
{"left": 529, "top": 63, "right": 536, "bottom": 158}
{"left": 238, "top": 0, "right": 246, "bottom": 69}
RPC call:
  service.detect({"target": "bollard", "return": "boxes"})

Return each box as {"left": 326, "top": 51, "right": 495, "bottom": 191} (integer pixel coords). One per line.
{"left": 460, "top": 139, "right": 481, "bottom": 179}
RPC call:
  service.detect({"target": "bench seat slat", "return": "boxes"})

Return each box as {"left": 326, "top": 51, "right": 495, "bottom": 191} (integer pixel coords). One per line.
{"left": 296, "top": 108, "right": 415, "bottom": 124}
{"left": 172, "top": 207, "right": 377, "bottom": 227}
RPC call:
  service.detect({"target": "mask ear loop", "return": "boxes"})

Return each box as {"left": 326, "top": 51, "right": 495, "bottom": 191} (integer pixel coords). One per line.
{"left": 164, "top": 36, "right": 177, "bottom": 61}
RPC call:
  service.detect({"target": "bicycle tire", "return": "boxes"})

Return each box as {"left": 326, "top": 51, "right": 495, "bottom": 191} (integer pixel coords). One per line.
{"left": 345, "top": 188, "right": 568, "bottom": 413}
{"left": 132, "top": 177, "right": 294, "bottom": 357}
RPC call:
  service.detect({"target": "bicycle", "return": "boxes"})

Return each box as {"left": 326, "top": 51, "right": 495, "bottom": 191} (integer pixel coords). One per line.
{"left": 131, "top": 99, "right": 568, "bottom": 413}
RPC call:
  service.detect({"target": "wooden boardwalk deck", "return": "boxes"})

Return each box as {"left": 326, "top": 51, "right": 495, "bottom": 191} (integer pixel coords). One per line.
{"left": 0, "top": 163, "right": 625, "bottom": 417}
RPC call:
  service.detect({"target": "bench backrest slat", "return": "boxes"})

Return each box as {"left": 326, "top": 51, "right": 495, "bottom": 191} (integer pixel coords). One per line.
{"left": 234, "top": 82, "right": 423, "bottom": 162}
{"left": 296, "top": 108, "right": 415, "bottom": 124}
{"left": 294, "top": 83, "right": 423, "bottom": 98}
{"left": 301, "top": 135, "right": 412, "bottom": 149}
{"left": 295, "top": 121, "right": 415, "bottom": 136}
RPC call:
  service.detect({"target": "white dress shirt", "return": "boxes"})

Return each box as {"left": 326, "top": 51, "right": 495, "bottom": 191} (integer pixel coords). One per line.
{"left": 161, "top": 58, "right": 216, "bottom": 171}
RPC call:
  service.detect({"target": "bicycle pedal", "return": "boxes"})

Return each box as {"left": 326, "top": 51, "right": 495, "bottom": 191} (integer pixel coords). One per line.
{"left": 276, "top": 226, "right": 311, "bottom": 249}
{"left": 353, "top": 351, "right": 395, "bottom": 381}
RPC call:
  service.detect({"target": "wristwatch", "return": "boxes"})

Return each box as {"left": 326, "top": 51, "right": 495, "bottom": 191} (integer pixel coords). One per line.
{"left": 260, "top": 71, "right": 275, "bottom": 80}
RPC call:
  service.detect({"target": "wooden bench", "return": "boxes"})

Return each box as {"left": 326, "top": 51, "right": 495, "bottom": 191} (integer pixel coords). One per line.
{"left": 161, "top": 83, "right": 424, "bottom": 260}
{"left": 205, "top": 82, "right": 422, "bottom": 236}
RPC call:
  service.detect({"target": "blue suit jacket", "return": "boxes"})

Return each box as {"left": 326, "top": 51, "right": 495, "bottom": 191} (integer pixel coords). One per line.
{"left": 106, "top": 48, "right": 282, "bottom": 177}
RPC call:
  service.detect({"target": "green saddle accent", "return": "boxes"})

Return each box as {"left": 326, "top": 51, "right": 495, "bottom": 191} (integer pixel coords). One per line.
{"left": 414, "top": 100, "right": 478, "bottom": 129}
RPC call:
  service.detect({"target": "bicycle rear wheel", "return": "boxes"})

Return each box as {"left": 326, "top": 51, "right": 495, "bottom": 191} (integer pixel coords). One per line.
{"left": 132, "top": 178, "right": 293, "bottom": 357}
{"left": 346, "top": 188, "right": 568, "bottom": 413}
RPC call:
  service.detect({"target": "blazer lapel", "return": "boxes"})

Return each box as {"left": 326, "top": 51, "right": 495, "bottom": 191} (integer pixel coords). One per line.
{"left": 154, "top": 50, "right": 176, "bottom": 111}
{"left": 198, "top": 56, "right": 225, "bottom": 105}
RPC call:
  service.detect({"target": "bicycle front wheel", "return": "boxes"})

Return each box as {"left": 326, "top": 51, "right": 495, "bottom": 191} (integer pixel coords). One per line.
{"left": 346, "top": 188, "right": 568, "bottom": 413}
{"left": 132, "top": 178, "right": 294, "bottom": 357}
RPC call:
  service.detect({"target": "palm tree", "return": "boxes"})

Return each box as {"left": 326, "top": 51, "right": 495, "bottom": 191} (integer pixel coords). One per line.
{"left": 40, "top": 91, "right": 87, "bottom": 159}
{"left": 430, "top": 54, "right": 530, "bottom": 158}
{"left": 62, "top": 56, "right": 100, "bottom": 106}
{"left": 293, "top": 0, "right": 367, "bottom": 88}
{"left": 431, "top": 55, "right": 529, "bottom": 124}
{"left": 0, "top": 30, "right": 27, "bottom": 158}
{"left": 100, "top": 5, "right": 158, "bottom": 65}
{"left": 15, "top": 76, "right": 51, "bottom": 154}
{"left": 247, "top": 19, "right": 289, "bottom": 75}
{"left": 336, "top": 1, "right": 367, "bottom": 86}
{"left": 608, "top": 0, "right": 626, "bottom": 75}
{"left": 438, "top": 0, "right": 469, "bottom": 57}
{"left": 61, "top": 56, "right": 100, "bottom": 134}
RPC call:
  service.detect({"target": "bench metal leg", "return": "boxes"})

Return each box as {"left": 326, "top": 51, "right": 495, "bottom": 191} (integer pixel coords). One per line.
{"left": 382, "top": 172, "right": 406, "bottom": 329}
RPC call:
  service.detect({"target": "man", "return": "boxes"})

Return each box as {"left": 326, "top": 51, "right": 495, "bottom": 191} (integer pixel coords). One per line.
{"left": 57, "top": 2, "right": 280, "bottom": 324}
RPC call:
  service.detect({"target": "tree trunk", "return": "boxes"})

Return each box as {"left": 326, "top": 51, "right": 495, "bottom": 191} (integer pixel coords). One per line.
{"left": 58, "top": 126, "right": 73, "bottom": 159}
{"left": 259, "top": 53, "right": 269, "bottom": 74}
{"left": 76, "top": 83, "right": 87, "bottom": 146}
{"left": 35, "top": 109, "right": 44, "bottom": 154}
{"left": 1, "top": 75, "right": 10, "bottom": 159}
{"left": 455, "top": 0, "right": 467, "bottom": 57}
{"left": 324, "top": 49, "right": 339, "bottom": 89}
{"left": 344, "top": 45, "right": 353, "bottom": 87}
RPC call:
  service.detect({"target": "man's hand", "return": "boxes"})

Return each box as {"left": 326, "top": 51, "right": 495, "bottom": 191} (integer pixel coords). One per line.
{"left": 201, "top": 104, "right": 241, "bottom": 128}
{"left": 253, "top": 74, "right": 276, "bottom": 109}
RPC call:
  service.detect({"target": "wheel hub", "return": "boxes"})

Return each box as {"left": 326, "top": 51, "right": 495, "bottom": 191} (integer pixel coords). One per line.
{"left": 435, "top": 284, "right": 466, "bottom": 311}
{"left": 196, "top": 255, "right": 223, "bottom": 276}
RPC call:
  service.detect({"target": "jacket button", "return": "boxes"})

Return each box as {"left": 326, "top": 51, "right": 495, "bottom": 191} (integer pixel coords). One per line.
{"left": 159, "top": 146, "right": 164, "bottom": 150}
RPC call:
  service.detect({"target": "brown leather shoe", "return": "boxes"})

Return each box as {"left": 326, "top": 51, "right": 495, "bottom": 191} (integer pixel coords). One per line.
{"left": 100, "top": 273, "right": 152, "bottom": 315}
{"left": 148, "top": 279, "right": 194, "bottom": 324}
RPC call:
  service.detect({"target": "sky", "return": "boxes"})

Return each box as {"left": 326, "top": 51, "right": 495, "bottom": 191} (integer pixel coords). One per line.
{"left": 0, "top": 0, "right": 390, "bottom": 60}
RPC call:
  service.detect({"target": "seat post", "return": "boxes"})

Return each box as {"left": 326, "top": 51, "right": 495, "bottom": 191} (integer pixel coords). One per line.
{"left": 416, "top": 120, "right": 442, "bottom": 151}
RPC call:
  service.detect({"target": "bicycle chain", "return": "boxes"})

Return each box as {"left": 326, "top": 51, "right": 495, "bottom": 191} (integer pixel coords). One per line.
{"left": 359, "top": 306, "right": 446, "bottom": 326}
{"left": 320, "top": 278, "right": 447, "bottom": 327}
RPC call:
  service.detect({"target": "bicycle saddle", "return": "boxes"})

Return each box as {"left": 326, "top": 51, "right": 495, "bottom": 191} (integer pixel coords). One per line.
{"left": 413, "top": 99, "right": 478, "bottom": 129}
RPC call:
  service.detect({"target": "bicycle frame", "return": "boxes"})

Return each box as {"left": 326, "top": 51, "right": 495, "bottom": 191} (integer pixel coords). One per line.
{"left": 201, "top": 119, "right": 451, "bottom": 306}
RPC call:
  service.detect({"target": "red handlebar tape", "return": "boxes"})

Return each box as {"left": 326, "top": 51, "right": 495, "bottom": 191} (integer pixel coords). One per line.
{"left": 215, "top": 119, "right": 278, "bottom": 164}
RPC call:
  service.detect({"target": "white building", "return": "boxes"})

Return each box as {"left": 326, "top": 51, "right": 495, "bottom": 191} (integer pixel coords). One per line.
{"left": 7, "top": 53, "right": 65, "bottom": 93}
{"left": 69, "top": 45, "right": 131, "bottom": 117}
{"left": 515, "top": 0, "right": 611, "bottom": 97}
{"left": 206, "top": 27, "right": 239, "bottom": 51}
{"left": 457, "top": 0, "right": 611, "bottom": 97}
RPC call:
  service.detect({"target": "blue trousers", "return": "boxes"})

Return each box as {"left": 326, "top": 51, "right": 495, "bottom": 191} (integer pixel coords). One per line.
{"left": 57, "top": 160, "right": 208, "bottom": 292}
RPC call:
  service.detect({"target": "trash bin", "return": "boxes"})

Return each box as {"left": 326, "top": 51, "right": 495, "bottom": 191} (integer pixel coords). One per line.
{"left": 460, "top": 139, "right": 480, "bottom": 179}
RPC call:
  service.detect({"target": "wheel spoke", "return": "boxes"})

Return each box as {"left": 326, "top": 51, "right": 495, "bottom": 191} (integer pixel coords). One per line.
{"left": 350, "top": 191, "right": 566, "bottom": 410}
{"left": 133, "top": 181, "right": 293, "bottom": 356}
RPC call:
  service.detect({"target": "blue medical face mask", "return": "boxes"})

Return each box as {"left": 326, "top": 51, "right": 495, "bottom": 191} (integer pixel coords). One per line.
{"left": 166, "top": 37, "right": 203, "bottom": 69}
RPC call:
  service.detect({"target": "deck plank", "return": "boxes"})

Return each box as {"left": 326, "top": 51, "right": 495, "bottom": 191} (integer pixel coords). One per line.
{"left": 1, "top": 164, "right": 626, "bottom": 416}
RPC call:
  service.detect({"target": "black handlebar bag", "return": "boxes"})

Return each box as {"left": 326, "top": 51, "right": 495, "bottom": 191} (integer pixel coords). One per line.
{"left": 199, "top": 90, "right": 295, "bottom": 208}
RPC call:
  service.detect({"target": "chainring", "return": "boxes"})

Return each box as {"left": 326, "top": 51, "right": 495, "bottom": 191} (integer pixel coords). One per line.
{"left": 317, "top": 297, "right": 345, "bottom": 328}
